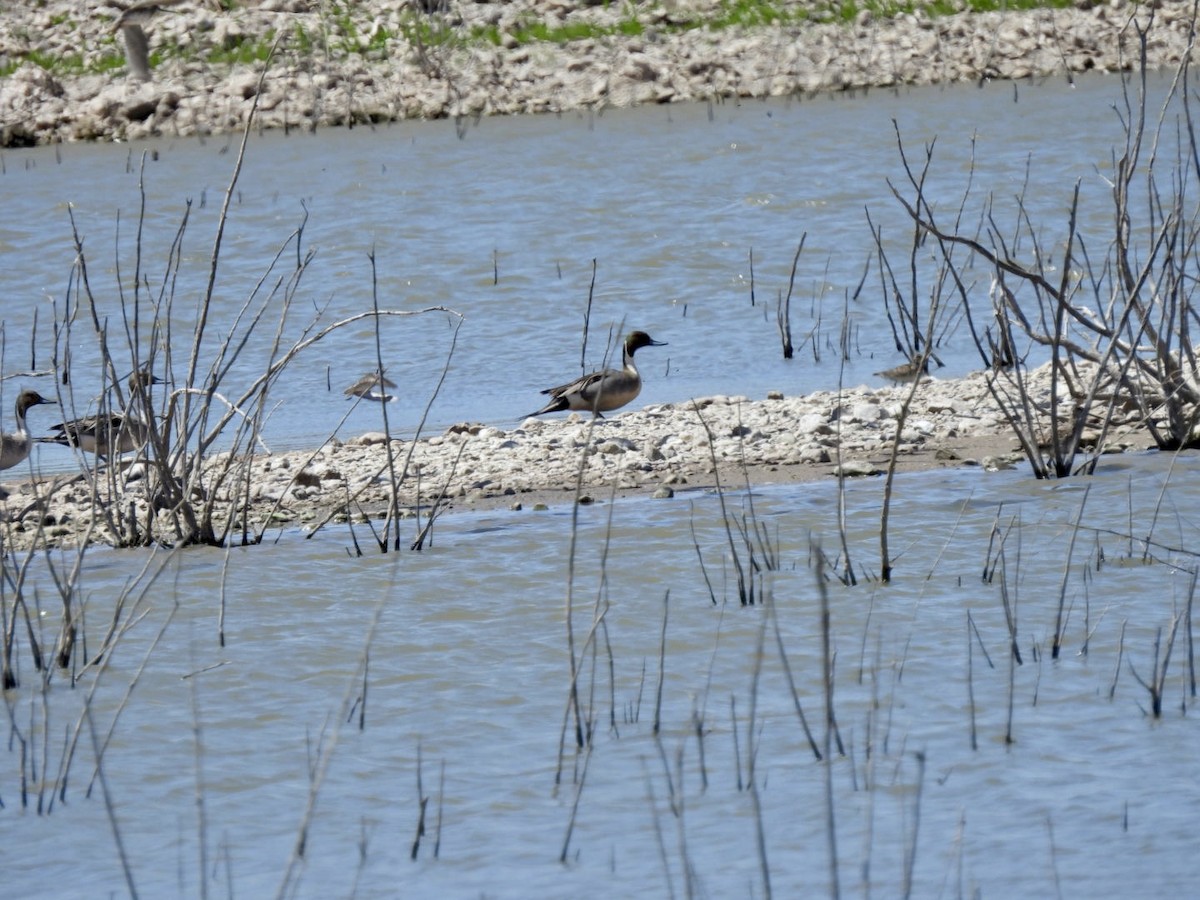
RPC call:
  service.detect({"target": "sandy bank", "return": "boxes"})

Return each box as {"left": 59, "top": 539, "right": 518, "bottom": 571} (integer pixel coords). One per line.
{"left": 0, "top": 363, "right": 1156, "bottom": 551}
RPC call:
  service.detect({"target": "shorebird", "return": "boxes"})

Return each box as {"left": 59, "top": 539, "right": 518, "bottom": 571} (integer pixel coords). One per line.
{"left": 875, "top": 357, "right": 929, "bottom": 384}
{"left": 345, "top": 369, "right": 397, "bottom": 402}
{"left": 44, "top": 370, "right": 162, "bottom": 458}
{"left": 0, "top": 390, "right": 55, "bottom": 472}
{"left": 529, "top": 330, "right": 666, "bottom": 418}
{"left": 106, "top": 0, "right": 188, "bottom": 82}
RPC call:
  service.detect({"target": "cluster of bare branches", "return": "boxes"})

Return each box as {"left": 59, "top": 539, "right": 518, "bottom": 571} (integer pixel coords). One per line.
{"left": 21, "top": 66, "right": 464, "bottom": 552}
{"left": 892, "top": 16, "right": 1200, "bottom": 478}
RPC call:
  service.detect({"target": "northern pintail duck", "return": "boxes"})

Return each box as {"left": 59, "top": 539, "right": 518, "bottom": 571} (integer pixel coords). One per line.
{"left": 345, "top": 369, "right": 397, "bottom": 402}
{"left": 0, "top": 390, "right": 55, "bottom": 471}
{"left": 45, "top": 370, "right": 162, "bottom": 458}
{"left": 530, "top": 330, "right": 666, "bottom": 418}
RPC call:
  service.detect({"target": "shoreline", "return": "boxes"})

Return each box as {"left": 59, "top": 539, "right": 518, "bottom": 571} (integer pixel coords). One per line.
{"left": 1, "top": 1, "right": 1195, "bottom": 147}
{"left": 0, "top": 365, "right": 1157, "bottom": 551}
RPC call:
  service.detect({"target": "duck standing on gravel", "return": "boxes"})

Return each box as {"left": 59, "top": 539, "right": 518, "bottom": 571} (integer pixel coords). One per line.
{"left": 0, "top": 390, "right": 55, "bottom": 472}
{"left": 44, "top": 370, "right": 162, "bottom": 458}
{"left": 529, "top": 330, "right": 666, "bottom": 419}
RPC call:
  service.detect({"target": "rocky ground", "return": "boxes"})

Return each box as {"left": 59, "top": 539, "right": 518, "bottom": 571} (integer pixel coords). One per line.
{"left": 0, "top": 362, "right": 1155, "bottom": 551}
{"left": 0, "top": 1, "right": 1194, "bottom": 147}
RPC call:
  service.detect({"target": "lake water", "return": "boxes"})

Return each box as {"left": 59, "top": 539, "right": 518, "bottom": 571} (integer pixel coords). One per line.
{"left": 3, "top": 72, "right": 1200, "bottom": 898}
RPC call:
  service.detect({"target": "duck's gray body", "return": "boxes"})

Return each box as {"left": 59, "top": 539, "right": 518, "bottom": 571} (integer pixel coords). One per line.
{"left": 45, "top": 370, "right": 161, "bottom": 458}
{"left": 47, "top": 413, "right": 152, "bottom": 457}
{"left": 531, "top": 330, "right": 666, "bottom": 418}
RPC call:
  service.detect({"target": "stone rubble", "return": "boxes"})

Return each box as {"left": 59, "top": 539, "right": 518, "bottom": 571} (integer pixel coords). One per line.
{"left": 0, "top": 0, "right": 1193, "bottom": 147}
{"left": 0, "top": 362, "right": 1153, "bottom": 550}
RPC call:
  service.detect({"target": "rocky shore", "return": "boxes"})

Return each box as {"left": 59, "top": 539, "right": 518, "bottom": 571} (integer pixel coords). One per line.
{"left": 0, "top": 1, "right": 1194, "bottom": 148}
{"left": 0, "top": 363, "right": 1154, "bottom": 551}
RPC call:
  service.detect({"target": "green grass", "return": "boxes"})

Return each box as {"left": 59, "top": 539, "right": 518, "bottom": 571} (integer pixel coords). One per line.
{"left": 205, "top": 30, "right": 280, "bottom": 66}
{"left": 3, "top": 0, "right": 1081, "bottom": 80}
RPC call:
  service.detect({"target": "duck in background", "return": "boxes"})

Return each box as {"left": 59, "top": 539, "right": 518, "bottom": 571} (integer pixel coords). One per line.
{"left": 44, "top": 369, "right": 163, "bottom": 458}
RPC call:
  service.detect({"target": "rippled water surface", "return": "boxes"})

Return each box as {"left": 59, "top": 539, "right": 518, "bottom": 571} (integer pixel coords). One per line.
{"left": 4, "top": 72, "right": 1200, "bottom": 898}
{"left": 5, "top": 455, "right": 1200, "bottom": 897}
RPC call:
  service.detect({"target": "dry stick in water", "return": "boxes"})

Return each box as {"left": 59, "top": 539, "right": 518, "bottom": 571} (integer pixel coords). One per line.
{"left": 411, "top": 741, "right": 428, "bottom": 860}
{"left": 1052, "top": 483, "right": 1091, "bottom": 658}
{"left": 1109, "top": 619, "right": 1127, "bottom": 700}
{"left": 579, "top": 259, "right": 597, "bottom": 374}
{"left": 593, "top": 489, "right": 621, "bottom": 736}
{"left": 1186, "top": 570, "right": 1197, "bottom": 700}
{"left": 1, "top": 521, "right": 54, "bottom": 685}
{"left": 999, "top": 542, "right": 1021, "bottom": 745}
{"left": 879, "top": 335, "right": 937, "bottom": 583}
{"left": 815, "top": 553, "right": 841, "bottom": 900}
{"left": 832, "top": 327, "right": 857, "bottom": 585}
{"left": 630, "top": 659, "right": 647, "bottom": 724}
{"left": 653, "top": 590, "right": 669, "bottom": 735}
{"left": 994, "top": 518, "right": 1023, "bottom": 665}
{"left": 862, "top": 635, "right": 883, "bottom": 860}
{"left": 748, "top": 247, "right": 756, "bottom": 306}
{"left": 217, "top": 548, "right": 232, "bottom": 648}
{"left": 691, "top": 402, "right": 752, "bottom": 604}
{"left": 729, "top": 693, "right": 744, "bottom": 792}
{"left": 554, "top": 411, "right": 604, "bottom": 786}
{"left": 690, "top": 697, "right": 707, "bottom": 793}
{"left": 188, "top": 646, "right": 211, "bottom": 900}
{"left": 900, "top": 751, "right": 927, "bottom": 900}
{"left": 85, "top": 703, "right": 140, "bottom": 899}
{"left": 747, "top": 598, "right": 773, "bottom": 900}
{"left": 69, "top": 598, "right": 177, "bottom": 807}
{"left": 688, "top": 502, "right": 718, "bottom": 605}
{"left": 694, "top": 585, "right": 733, "bottom": 789}
{"left": 967, "top": 611, "right": 978, "bottom": 751}
{"left": 641, "top": 759, "right": 679, "bottom": 900}
{"left": 275, "top": 593, "right": 387, "bottom": 899}
{"left": 411, "top": 437, "right": 471, "bottom": 551}
{"left": 349, "top": 818, "right": 371, "bottom": 897}
{"left": 1130, "top": 616, "right": 1181, "bottom": 718}
{"left": 558, "top": 740, "right": 594, "bottom": 864}
{"left": 366, "top": 249, "right": 402, "bottom": 546}
{"left": 434, "top": 759, "right": 445, "bottom": 859}
{"left": 1142, "top": 447, "right": 1188, "bottom": 562}
{"left": 671, "top": 741, "right": 698, "bottom": 897}
{"left": 768, "top": 595, "right": 821, "bottom": 760}
{"left": 776, "top": 235, "right": 805, "bottom": 359}
{"left": 561, "top": 481, "right": 620, "bottom": 744}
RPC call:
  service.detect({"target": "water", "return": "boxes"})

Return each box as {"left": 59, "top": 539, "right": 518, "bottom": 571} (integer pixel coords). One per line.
{"left": 6, "top": 457, "right": 1200, "bottom": 897}
{"left": 4, "top": 73, "right": 1200, "bottom": 897}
